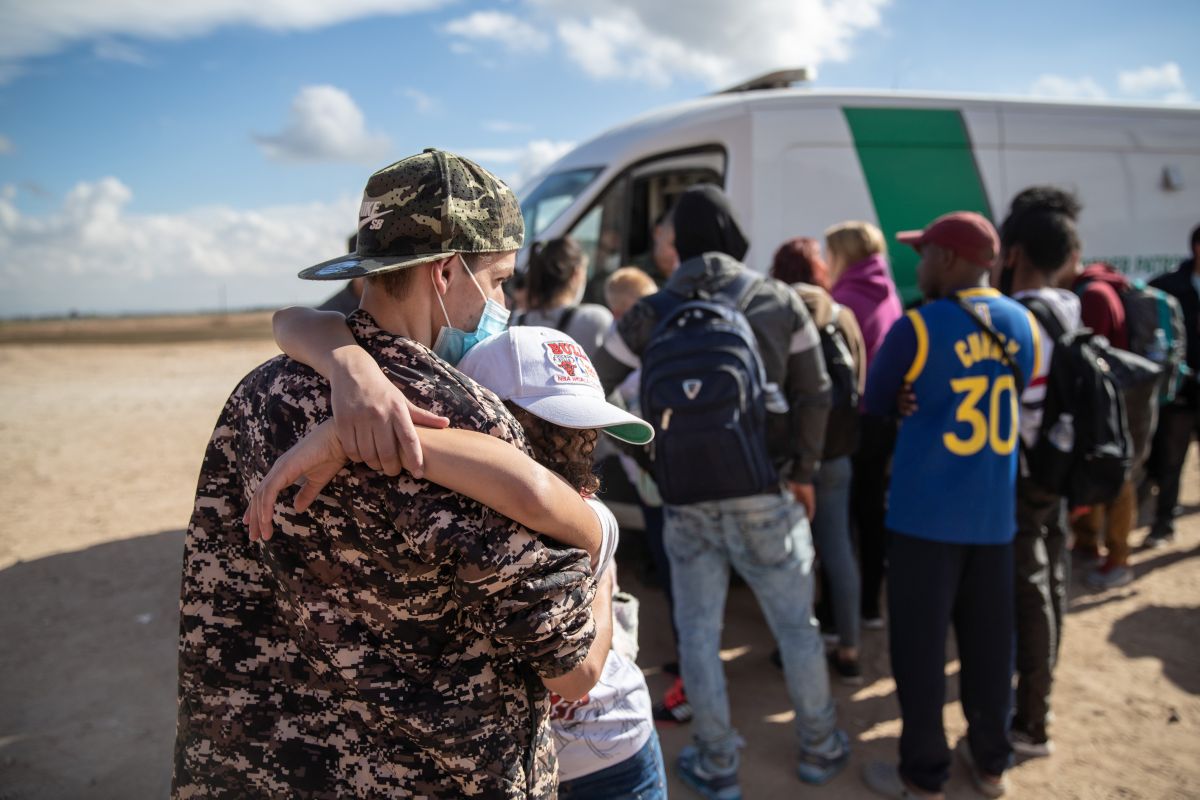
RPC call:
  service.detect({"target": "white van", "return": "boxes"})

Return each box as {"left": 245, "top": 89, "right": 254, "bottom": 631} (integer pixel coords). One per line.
{"left": 517, "top": 84, "right": 1200, "bottom": 303}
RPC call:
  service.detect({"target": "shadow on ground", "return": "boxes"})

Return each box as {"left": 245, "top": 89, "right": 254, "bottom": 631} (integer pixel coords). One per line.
{"left": 0, "top": 530, "right": 184, "bottom": 800}
{"left": 1108, "top": 603, "right": 1200, "bottom": 695}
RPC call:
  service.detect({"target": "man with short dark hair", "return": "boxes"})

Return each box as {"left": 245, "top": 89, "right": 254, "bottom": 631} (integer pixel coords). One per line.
{"left": 996, "top": 190, "right": 1083, "bottom": 759}
{"left": 172, "top": 150, "right": 601, "bottom": 799}
{"left": 1144, "top": 223, "right": 1200, "bottom": 547}
{"left": 862, "top": 212, "right": 1038, "bottom": 800}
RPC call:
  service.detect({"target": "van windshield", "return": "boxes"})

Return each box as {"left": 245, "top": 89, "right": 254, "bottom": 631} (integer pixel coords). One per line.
{"left": 519, "top": 167, "right": 602, "bottom": 241}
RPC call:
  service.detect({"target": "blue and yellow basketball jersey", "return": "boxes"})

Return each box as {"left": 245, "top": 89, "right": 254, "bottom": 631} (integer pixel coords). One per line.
{"left": 871, "top": 288, "right": 1040, "bottom": 544}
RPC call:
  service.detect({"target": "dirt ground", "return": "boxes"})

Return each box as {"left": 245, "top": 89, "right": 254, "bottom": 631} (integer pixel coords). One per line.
{"left": 1, "top": 319, "right": 1197, "bottom": 799}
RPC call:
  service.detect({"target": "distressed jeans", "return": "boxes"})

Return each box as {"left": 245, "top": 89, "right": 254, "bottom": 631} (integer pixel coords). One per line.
{"left": 664, "top": 490, "right": 839, "bottom": 772}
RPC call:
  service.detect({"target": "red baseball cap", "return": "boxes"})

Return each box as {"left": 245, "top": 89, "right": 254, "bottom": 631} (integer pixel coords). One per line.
{"left": 897, "top": 211, "right": 999, "bottom": 268}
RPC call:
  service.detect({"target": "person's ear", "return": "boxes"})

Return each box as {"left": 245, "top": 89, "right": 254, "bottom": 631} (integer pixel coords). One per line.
{"left": 430, "top": 256, "right": 455, "bottom": 295}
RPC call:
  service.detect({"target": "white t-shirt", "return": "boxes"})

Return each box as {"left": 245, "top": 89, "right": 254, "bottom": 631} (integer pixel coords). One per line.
{"left": 585, "top": 497, "right": 619, "bottom": 582}
{"left": 1013, "top": 287, "right": 1082, "bottom": 448}
{"left": 551, "top": 498, "right": 653, "bottom": 782}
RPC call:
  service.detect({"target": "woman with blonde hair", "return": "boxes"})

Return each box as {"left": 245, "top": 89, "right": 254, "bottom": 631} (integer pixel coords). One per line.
{"left": 824, "top": 220, "right": 903, "bottom": 631}
{"left": 825, "top": 221, "right": 900, "bottom": 362}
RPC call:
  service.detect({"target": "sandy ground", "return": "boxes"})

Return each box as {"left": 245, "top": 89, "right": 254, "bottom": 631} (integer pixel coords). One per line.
{"left": 0, "top": 322, "right": 1197, "bottom": 799}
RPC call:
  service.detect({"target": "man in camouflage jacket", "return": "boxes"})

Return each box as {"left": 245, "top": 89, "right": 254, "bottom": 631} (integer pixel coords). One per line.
{"left": 173, "top": 151, "right": 597, "bottom": 798}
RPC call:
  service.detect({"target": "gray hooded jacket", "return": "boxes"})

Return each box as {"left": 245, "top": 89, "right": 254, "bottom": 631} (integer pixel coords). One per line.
{"left": 594, "top": 251, "right": 831, "bottom": 485}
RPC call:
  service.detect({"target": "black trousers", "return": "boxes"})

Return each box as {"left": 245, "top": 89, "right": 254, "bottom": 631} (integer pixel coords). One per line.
{"left": 853, "top": 415, "right": 897, "bottom": 619}
{"left": 1146, "top": 403, "right": 1200, "bottom": 534}
{"left": 887, "top": 531, "right": 1014, "bottom": 793}
{"left": 1012, "top": 476, "right": 1068, "bottom": 742}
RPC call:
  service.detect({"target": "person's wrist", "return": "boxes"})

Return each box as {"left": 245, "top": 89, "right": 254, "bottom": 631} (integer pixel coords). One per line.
{"left": 330, "top": 346, "right": 376, "bottom": 386}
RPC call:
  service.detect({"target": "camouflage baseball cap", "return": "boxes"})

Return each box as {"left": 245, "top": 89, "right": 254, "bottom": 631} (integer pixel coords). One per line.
{"left": 299, "top": 148, "right": 525, "bottom": 280}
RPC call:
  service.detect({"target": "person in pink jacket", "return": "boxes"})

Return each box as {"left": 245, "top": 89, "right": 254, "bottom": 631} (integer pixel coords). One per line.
{"left": 828, "top": 222, "right": 904, "bottom": 366}
{"left": 826, "top": 221, "right": 903, "bottom": 630}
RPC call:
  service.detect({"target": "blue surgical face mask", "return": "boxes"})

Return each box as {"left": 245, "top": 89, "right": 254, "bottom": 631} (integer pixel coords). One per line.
{"left": 432, "top": 255, "right": 510, "bottom": 365}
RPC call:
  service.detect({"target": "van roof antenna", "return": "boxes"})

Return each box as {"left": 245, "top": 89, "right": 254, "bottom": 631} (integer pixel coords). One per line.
{"left": 717, "top": 67, "right": 816, "bottom": 94}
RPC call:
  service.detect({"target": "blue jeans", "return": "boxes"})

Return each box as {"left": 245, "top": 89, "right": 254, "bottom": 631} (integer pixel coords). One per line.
{"left": 812, "top": 456, "right": 861, "bottom": 649}
{"left": 558, "top": 732, "right": 667, "bottom": 800}
{"left": 664, "top": 490, "right": 839, "bottom": 771}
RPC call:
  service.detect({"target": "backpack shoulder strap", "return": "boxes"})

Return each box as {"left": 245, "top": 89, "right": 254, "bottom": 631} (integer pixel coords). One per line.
{"left": 555, "top": 305, "right": 577, "bottom": 333}
{"left": 1019, "top": 295, "right": 1066, "bottom": 341}
{"left": 953, "top": 294, "right": 1026, "bottom": 394}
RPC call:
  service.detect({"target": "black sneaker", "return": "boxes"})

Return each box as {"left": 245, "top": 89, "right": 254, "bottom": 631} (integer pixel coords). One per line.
{"left": 827, "top": 651, "right": 864, "bottom": 686}
{"left": 1142, "top": 529, "right": 1176, "bottom": 549}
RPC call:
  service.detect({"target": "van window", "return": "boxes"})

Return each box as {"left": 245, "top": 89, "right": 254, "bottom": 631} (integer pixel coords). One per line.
{"left": 570, "top": 176, "right": 629, "bottom": 304}
{"left": 566, "top": 147, "right": 725, "bottom": 303}
{"left": 519, "top": 167, "right": 602, "bottom": 241}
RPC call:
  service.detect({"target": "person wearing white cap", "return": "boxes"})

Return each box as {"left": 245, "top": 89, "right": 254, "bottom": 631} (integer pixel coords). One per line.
{"left": 247, "top": 326, "right": 665, "bottom": 799}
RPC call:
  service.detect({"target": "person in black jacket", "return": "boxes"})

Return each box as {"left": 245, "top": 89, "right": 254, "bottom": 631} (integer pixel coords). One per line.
{"left": 1144, "top": 223, "right": 1200, "bottom": 547}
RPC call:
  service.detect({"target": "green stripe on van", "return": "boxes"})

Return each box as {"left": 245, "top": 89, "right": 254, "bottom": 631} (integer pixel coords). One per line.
{"left": 843, "top": 108, "right": 993, "bottom": 302}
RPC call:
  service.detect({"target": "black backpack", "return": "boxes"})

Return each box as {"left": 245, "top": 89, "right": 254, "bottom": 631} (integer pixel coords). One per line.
{"left": 1021, "top": 297, "right": 1159, "bottom": 506}
{"left": 1076, "top": 276, "right": 1187, "bottom": 405}
{"left": 813, "top": 304, "right": 860, "bottom": 460}
{"left": 639, "top": 271, "right": 779, "bottom": 505}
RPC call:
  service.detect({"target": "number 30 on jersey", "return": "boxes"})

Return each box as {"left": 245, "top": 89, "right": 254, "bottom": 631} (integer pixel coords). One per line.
{"left": 943, "top": 374, "right": 1019, "bottom": 456}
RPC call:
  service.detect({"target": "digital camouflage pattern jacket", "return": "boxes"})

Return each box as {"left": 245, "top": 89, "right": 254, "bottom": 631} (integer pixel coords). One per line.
{"left": 172, "top": 310, "right": 596, "bottom": 799}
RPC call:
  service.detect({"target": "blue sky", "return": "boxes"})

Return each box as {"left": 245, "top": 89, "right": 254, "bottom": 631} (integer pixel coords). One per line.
{"left": 0, "top": 0, "right": 1196, "bottom": 317}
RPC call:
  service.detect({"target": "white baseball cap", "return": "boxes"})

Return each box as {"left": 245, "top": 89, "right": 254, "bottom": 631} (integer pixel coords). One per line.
{"left": 456, "top": 326, "right": 654, "bottom": 445}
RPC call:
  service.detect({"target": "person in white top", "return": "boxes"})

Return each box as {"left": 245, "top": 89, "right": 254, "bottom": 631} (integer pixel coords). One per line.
{"left": 248, "top": 325, "right": 665, "bottom": 799}
{"left": 514, "top": 237, "right": 615, "bottom": 361}
{"left": 996, "top": 186, "right": 1085, "bottom": 762}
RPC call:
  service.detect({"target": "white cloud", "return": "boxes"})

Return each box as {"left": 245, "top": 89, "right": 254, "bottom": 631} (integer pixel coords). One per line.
{"left": 255, "top": 85, "right": 390, "bottom": 163}
{"left": 0, "top": 179, "right": 356, "bottom": 316}
{"left": 463, "top": 139, "right": 575, "bottom": 189}
{"left": 1029, "top": 63, "right": 1193, "bottom": 105}
{"left": 443, "top": 10, "right": 551, "bottom": 52}
{"left": 0, "top": 0, "right": 448, "bottom": 84}
{"left": 1117, "top": 62, "right": 1191, "bottom": 103}
{"left": 401, "top": 87, "right": 437, "bottom": 114}
{"left": 1029, "top": 74, "right": 1108, "bottom": 100}
{"left": 484, "top": 120, "right": 532, "bottom": 133}
{"left": 530, "top": 0, "right": 889, "bottom": 88}
{"left": 0, "top": 135, "right": 12, "bottom": 155}
{"left": 93, "top": 39, "right": 149, "bottom": 65}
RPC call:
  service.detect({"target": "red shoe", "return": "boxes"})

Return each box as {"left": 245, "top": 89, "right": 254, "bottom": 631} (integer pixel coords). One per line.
{"left": 652, "top": 676, "right": 693, "bottom": 724}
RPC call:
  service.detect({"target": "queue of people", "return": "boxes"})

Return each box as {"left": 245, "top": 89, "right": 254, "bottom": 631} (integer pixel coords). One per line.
{"left": 171, "top": 147, "right": 1198, "bottom": 799}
